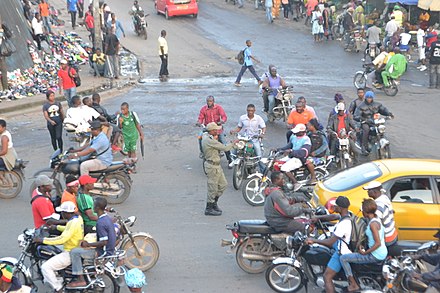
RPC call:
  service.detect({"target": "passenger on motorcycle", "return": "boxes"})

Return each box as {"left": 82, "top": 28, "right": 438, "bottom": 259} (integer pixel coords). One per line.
{"left": 276, "top": 123, "right": 311, "bottom": 191}
{"left": 0, "top": 264, "right": 31, "bottom": 293}
{"left": 68, "top": 120, "right": 113, "bottom": 175}
{"left": 61, "top": 175, "right": 79, "bottom": 212}
{"left": 65, "top": 96, "right": 104, "bottom": 133}
{"left": 196, "top": 95, "right": 232, "bottom": 164}
{"left": 328, "top": 93, "right": 349, "bottom": 120}
{"left": 327, "top": 103, "right": 360, "bottom": 160}
{"left": 348, "top": 88, "right": 365, "bottom": 115}
{"left": 264, "top": 171, "right": 313, "bottom": 234}
{"left": 339, "top": 199, "right": 387, "bottom": 292}
{"left": 381, "top": 47, "right": 407, "bottom": 88}
{"left": 34, "top": 201, "right": 84, "bottom": 293}
{"left": 0, "top": 119, "right": 18, "bottom": 172}
{"left": 230, "top": 104, "right": 266, "bottom": 173}
{"left": 363, "top": 20, "right": 382, "bottom": 61}
{"left": 412, "top": 231, "right": 440, "bottom": 293}
{"left": 261, "top": 65, "right": 287, "bottom": 117}
{"left": 306, "top": 196, "right": 352, "bottom": 293}
{"left": 286, "top": 101, "right": 315, "bottom": 142}
{"left": 68, "top": 197, "right": 116, "bottom": 288}
{"left": 364, "top": 181, "right": 398, "bottom": 246}
{"left": 77, "top": 175, "right": 99, "bottom": 234}
{"left": 131, "top": 0, "right": 144, "bottom": 31}
{"left": 353, "top": 91, "right": 393, "bottom": 155}
{"left": 370, "top": 47, "right": 390, "bottom": 88}
{"left": 306, "top": 118, "right": 328, "bottom": 183}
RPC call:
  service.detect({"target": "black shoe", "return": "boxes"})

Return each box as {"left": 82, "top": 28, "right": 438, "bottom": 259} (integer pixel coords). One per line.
{"left": 213, "top": 198, "right": 222, "bottom": 213}
{"left": 205, "top": 203, "right": 222, "bottom": 216}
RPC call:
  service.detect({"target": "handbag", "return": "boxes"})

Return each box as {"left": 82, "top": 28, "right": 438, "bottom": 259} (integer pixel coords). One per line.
{"left": 68, "top": 66, "right": 81, "bottom": 87}
{"left": 0, "top": 38, "right": 16, "bottom": 57}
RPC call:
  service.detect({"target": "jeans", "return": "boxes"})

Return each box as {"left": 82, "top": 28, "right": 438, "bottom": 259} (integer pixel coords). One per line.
{"left": 340, "top": 252, "right": 380, "bottom": 277}
{"left": 159, "top": 54, "right": 169, "bottom": 77}
{"left": 105, "top": 54, "right": 119, "bottom": 78}
{"left": 69, "top": 11, "right": 77, "bottom": 28}
{"left": 93, "top": 63, "right": 105, "bottom": 76}
{"left": 42, "top": 16, "right": 52, "bottom": 33}
{"left": 268, "top": 94, "right": 276, "bottom": 114}
{"left": 70, "top": 247, "right": 96, "bottom": 275}
{"left": 34, "top": 34, "right": 43, "bottom": 50}
{"left": 360, "top": 123, "right": 370, "bottom": 150}
{"left": 282, "top": 3, "right": 289, "bottom": 18}
{"left": 64, "top": 87, "right": 77, "bottom": 107}
{"left": 429, "top": 64, "right": 440, "bottom": 88}
{"left": 235, "top": 65, "right": 261, "bottom": 83}
{"left": 80, "top": 159, "right": 108, "bottom": 175}
{"left": 47, "top": 121, "right": 63, "bottom": 151}
{"left": 252, "top": 139, "right": 265, "bottom": 172}
{"left": 41, "top": 251, "right": 71, "bottom": 290}
{"left": 265, "top": 7, "right": 273, "bottom": 23}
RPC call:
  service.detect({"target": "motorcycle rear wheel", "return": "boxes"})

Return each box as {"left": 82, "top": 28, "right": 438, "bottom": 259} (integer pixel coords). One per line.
{"left": 358, "top": 276, "right": 382, "bottom": 291}
{"left": 0, "top": 170, "right": 23, "bottom": 199}
{"left": 241, "top": 175, "right": 267, "bottom": 206}
{"left": 353, "top": 72, "right": 367, "bottom": 89}
{"left": 92, "top": 173, "right": 131, "bottom": 204}
{"left": 265, "top": 263, "right": 304, "bottom": 293}
{"left": 232, "top": 160, "right": 245, "bottom": 190}
{"left": 122, "top": 234, "right": 160, "bottom": 272}
{"left": 93, "top": 271, "right": 120, "bottom": 293}
{"left": 384, "top": 81, "right": 398, "bottom": 96}
{"left": 236, "top": 238, "right": 271, "bottom": 274}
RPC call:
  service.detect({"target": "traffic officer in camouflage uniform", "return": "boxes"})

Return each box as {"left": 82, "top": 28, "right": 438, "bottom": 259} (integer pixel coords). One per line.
{"left": 201, "top": 122, "right": 236, "bottom": 216}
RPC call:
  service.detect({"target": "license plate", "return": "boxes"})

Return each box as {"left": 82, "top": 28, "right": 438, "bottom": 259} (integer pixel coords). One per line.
{"left": 177, "top": 4, "right": 188, "bottom": 9}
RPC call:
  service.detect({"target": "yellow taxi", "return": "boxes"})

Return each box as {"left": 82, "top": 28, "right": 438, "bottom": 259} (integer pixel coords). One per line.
{"left": 311, "top": 159, "right": 440, "bottom": 241}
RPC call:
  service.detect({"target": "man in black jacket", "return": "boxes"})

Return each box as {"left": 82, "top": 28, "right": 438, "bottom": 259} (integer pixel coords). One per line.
{"left": 429, "top": 35, "right": 440, "bottom": 89}
{"left": 353, "top": 91, "right": 393, "bottom": 155}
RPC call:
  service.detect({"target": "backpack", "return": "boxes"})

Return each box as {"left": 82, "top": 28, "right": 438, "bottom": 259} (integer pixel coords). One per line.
{"left": 68, "top": 66, "right": 81, "bottom": 87}
{"left": 340, "top": 213, "right": 368, "bottom": 252}
{"left": 236, "top": 48, "right": 245, "bottom": 65}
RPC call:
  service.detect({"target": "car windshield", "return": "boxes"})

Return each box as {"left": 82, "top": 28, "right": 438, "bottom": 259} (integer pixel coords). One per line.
{"left": 323, "top": 162, "right": 383, "bottom": 192}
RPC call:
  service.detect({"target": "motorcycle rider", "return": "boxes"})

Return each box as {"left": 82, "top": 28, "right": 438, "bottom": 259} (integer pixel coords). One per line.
{"left": 276, "top": 123, "right": 311, "bottom": 191}
{"left": 363, "top": 181, "right": 398, "bottom": 246}
{"left": 306, "top": 118, "right": 328, "bottom": 183}
{"left": 196, "top": 95, "right": 232, "bottom": 165}
{"left": 297, "top": 96, "right": 317, "bottom": 119}
{"left": 0, "top": 264, "right": 31, "bottom": 293}
{"left": 412, "top": 230, "right": 440, "bottom": 293}
{"left": 230, "top": 104, "right": 266, "bottom": 173}
{"left": 68, "top": 120, "right": 113, "bottom": 175}
{"left": 286, "top": 101, "right": 315, "bottom": 142}
{"left": 0, "top": 119, "right": 18, "bottom": 173}
{"left": 381, "top": 47, "right": 407, "bottom": 88}
{"left": 68, "top": 197, "right": 116, "bottom": 288}
{"left": 64, "top": 96, "right": 103, "bottom": 133}
{"left": 34, "top": 201, "right": 84, "bottom": 293}
{"left": 306, "top": 196, "right": 353, "bottom": 293}
{"left": 353, "top": 91, "right": 394, "bottom": 155}
{"left": 91, "top": 93, "right": 121, "bottom": 150}
{"left": 261, "top": 65, "right": 287, "bottom": 119}
{"left": 131, "top": 0, "right": 144, "bottom": 33}
{"left": 327, "top": 103, "right": 360, "bottom": 161}
{"left": 264, "top": 171, "right": 313, "bottom": 234}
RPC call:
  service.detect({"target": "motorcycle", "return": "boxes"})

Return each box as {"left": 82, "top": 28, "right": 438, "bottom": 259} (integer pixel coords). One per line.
{"left": 353, "top": 64, "right": 399, "bottom": 96}
{"left": 345, "top": 30, "right": 363, "bottom": 53}
{"left": 328, "top": 128, "right": 357, "bottom": 170}
{"left": 266, "top": 232, "right": 384, "bottom": 293}
{"left": 130, "top": 11, "right": 148, "bottom": 40}
{"left": 241, "top": 150, "right": 332, "bottom": 206}
{"left": 108, "top": 208, "right": 160, "bottom": 271}
{"left": 331, "top": 13, "right": 345, "bottom": 39}
{"left": 364, "top": 42, "right": 380, "bottom": 61}
{"left": 0, "top": 228, "right": 125, "bottom": 292}
{"left": 231, "top": 131, "right": 263, "bottom": 190}
{"left": 362, "top": 113, "right": 391, "bottom": 160}
{"left": 63, "top": 121, "right": 91, "bottom": 148}
{"left": 0, "top": 159, "right": 27, "bottom": 199}
{"left": 264, "top": 86, "right": 294, "bottom": 123}
{"left": 30, "top": 150, "right": 133, "bottom": 204}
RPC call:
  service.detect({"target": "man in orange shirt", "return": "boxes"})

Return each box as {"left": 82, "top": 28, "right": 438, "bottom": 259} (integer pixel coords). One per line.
{"left": 61, "top": 175, "right": 79, "bottom": 211}
{"left": 286, "top": 101, "right": 315, "bottom": 142}
{"left": 39, "top": 0, "right": 52, "bottom": 34}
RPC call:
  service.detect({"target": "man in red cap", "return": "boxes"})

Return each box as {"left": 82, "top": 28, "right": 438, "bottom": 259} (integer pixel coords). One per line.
{"left": 77, "top": 175, "right": 98, "bottom": 234}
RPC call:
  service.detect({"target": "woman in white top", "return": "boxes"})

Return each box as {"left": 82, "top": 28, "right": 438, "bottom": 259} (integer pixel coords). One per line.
{"left": 32, "top": 13, "right": 45, "bottom": 50}
{"left": 311, "top": 5, "right": 324, "bottom": 42}
{"left": 0, "top": 119, "right": 18, "bottom": 171}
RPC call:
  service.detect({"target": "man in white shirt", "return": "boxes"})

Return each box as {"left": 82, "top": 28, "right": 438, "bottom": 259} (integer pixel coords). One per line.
{"left": 65, "top": 96, "right": 104, "bottom": 133}
{"left": 307, "top": 196, "right": 352, "bottom": 293}
{"left": 417, "top": 27, "right": 427, "bottom": 71}
{"left": 384, "top": 16, "right": 398, "bottom": 46}
{"left": 158, "top": 30, "right": 168, "bottom": 80}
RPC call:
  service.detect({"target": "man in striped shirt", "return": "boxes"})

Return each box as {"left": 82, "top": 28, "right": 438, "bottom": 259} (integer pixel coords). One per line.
{"left": 364, "top": 181, "right": 398, "bottom": 246}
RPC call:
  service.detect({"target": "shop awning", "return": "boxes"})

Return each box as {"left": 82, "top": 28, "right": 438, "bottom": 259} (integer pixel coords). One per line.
{"left": 418, "top": 0, "right": 440, "bottom": 11}
{"left": 385, "top": 0, "right": 418, "bottom": 5}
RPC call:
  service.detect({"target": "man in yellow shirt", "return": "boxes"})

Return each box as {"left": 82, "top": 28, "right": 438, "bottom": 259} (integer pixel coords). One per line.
{"left": 92, "top": 48, "right": 106, "bottom": 77}
{"left": 35, "top": 201, "right": 84, "bottom": 293}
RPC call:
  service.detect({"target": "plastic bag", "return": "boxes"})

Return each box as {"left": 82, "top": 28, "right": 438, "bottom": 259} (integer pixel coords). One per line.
{"left": 0, "top": 38, "right": 16, "bottom": 57}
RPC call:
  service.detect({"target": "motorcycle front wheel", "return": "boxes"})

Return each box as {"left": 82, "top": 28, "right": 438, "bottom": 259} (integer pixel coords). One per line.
{"left": 265, "top": 263, "right": 304, "bottom": 293}
{"left": 353, "top": 72, "right": 367, "bottom": 89}
{"left": 142, "top": 27, "right": 148, "bottom": 40}
{"left": 92, "top": 173, "right": 131, "bottom": 204}
{"left": 232, "top": 160, "right": 245, "bottom": 190}
{"left": 122, "top": 234, "right": 160, "bottom": 272}
{"left": 236, "top": 238, "right": 271, "bottom": 274}
{"left": 0, "top": 170, "right": 23, "bottom": 199}
{"left": 93, "top": 271, "right": 120, "bottom": 293}
{"left": 380, "top": 145, "right": 391, "bottom": 159}
{"left": 241, "top": 175, "right": 267, "bottom": 206}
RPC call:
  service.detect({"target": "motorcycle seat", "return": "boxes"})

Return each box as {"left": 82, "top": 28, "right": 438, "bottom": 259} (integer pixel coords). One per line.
{"left": 388, "top": 241, "right": 421, "bottom": 257}
{"left": 90, "top": 161, "right": 125, "bottom": 173}
{"left": 352, "top": 261, "right": 384, "bottom": 273}
{"left": 237, "top": 220, "right": 278, "bottom": 234}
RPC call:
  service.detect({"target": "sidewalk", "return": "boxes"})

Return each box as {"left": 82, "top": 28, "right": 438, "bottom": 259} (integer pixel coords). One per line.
{"left": 0, "top": 0, "right": 137, "bottom": 116}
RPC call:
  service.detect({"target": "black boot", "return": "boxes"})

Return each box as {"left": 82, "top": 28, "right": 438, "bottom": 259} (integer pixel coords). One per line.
{"left": 205, "top": 203, "right": 222, "bottom": 216}
{"left": 213, "top": 197, "right": 222, "bottom": 213}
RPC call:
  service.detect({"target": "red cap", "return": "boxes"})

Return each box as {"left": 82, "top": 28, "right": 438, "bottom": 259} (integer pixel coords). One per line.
{"left": 78, "top": 175, "right": 97, "bottom": 185}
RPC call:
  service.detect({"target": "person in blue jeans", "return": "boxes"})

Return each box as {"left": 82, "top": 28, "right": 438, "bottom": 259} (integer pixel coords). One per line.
{"left": 235, "top": 40, "right": 262, "bottom": 87}
{"left": 265, "top": 0, "right": 273, "bottom": 23}
{"left": 306, "top": 196, "right": 353, "bottom": 293}
{"left": 340, "top": 199, "right": 387, "bottom": 292}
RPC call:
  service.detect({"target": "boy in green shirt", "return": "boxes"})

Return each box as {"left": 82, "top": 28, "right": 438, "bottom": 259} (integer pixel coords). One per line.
{"left": 118, "top": 102, "right": 144, "bottom": 160}
{"left": 77, "top": 175, "right": 98, "bottom": 234}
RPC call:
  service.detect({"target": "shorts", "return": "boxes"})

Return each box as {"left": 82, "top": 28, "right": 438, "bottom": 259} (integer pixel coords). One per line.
{"left": 399, "top": 44, "right": 410, "bottom": 52}
{"left": 327, "top": 251, "right": 342, "bottom": 272}
{"left": 123, "top": 138, "right": 137, "bottom": 152}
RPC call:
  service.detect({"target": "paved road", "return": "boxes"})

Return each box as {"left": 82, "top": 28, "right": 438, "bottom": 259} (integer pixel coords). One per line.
{"left": 1, "top": 0, "right": 440, "bottom": 292}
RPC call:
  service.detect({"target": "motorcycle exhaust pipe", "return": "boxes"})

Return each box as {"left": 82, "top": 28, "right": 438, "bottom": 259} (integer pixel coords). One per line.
{"left": 241, "top": 252, "right": 277, "bottom": 261}
{"left": 220, "top": 239, "right": 233, "bottom": 247}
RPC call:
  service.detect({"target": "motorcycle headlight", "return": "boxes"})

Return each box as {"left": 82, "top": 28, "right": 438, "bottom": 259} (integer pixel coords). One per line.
{"left": 17, "top": 234, "right": 26, "bottom": 248}
{"left": 378, "top": 125, "right": 386, "bottom": 133}
{"left": 236, "top": 141, "right": 245, "bottom": 150}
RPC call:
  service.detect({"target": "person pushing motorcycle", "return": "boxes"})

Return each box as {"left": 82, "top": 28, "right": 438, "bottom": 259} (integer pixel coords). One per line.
{"left": 261, "top": 65, "right": 287, "bottom": 118}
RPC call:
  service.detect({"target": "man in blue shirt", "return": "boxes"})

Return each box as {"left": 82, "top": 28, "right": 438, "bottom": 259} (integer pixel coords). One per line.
{"left": 67, "top": 0, "right": 78, "bottom": 29}
{"left": 68, "top": 197, "right": 116, "bottom": 288}
{"left": 69, "top": 120, "right": 113, "bottom": 175}
{"left": 235, "top": 40, "right": 262, "bottom": 87}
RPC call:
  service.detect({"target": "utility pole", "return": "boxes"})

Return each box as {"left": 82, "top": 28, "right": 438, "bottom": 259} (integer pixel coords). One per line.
{"left": 93, "top": 0, "right": 102, "bottom": 49}
{"left": 0, "top": 13, "right": 9, "bottom": 91}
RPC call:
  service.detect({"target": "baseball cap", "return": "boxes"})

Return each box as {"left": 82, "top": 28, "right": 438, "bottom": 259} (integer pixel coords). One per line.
{"left": 335, "top": 196, "right": 350, "bottom": 208}
{"left": 336, "top": 102, "right": 345, "bottom": 111}
{"left": 206, "top": 122, "right": 221, "bottom": 132}
{"left": 56, "top": 201, "right": 76, "bottom": 213}
{"left": 0, "top": 264, "right": 13, "bottom": 283}
{"left": 66, "top": 175, "right": 79, "bottom": 187}
{"left": 78, "top": 175, "right": 97, "bottom": 185}
{"left": 292, "top": 123, "right": 306, "bottom": 134}
{"left": 60, "top": 60, "right": 68, "bottom": 64}
{"left": 363, "top": 181, "right": 382, "bottom": 190}
{"left": 35, "top": 175, "right": 53, "bottom": 187}
{"left": 89, "top": 120, "right": 102, "bottom": 130}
